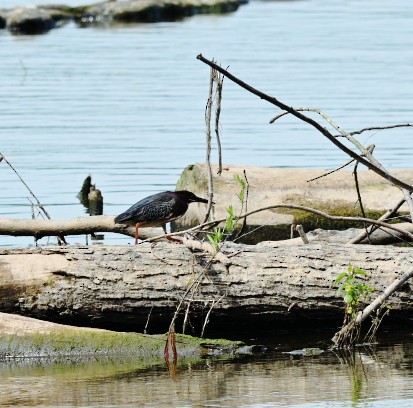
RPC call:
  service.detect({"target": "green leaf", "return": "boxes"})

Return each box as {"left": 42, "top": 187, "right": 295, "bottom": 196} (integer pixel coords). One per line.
{"left": 335, "top": 272, "right": 348, "bottom": 284}
{"left": 344, "top": 294, "right": 354, "bottom": 304}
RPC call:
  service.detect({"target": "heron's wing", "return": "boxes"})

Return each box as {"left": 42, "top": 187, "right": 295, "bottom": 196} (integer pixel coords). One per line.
{"left": 115, "top": 193, "right": 175, "bottom": 223}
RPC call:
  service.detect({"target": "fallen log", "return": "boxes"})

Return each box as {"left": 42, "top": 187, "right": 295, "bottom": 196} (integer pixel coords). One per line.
{"left": 0, "top": 215, "right": 162, "bottom": 241}
{"left": 1, "top": 242, "right": 412, "bottom": 333}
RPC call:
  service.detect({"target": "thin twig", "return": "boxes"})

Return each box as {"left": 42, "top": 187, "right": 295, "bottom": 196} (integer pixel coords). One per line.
{"left": 307, "top": 159, "right": 355, "bottom": 182}
{"left": 234, "top": 170, "right": 249, "bottom": 240}
{"left": 200, "top": 294, "right": 226, "bottom": 338}
{"left": 353, "top": 162, "right": 371, "bottom": 244}
{"left": 214, "top": 72, "right": 224, "bottom": 175}
{"left": 347, "top": 123, "right": 412, "bottom": 137}
{"left": 0, "top": 152, "right": 67, "bottom": 245}
{"left": 1, "top": 153, "right": 52, "bottom": 220}
{"left": 144, "top": 305, "right": 153, "bottom": 334}
{"left": 203, "top": 67, "right": 215, "bottom": 223}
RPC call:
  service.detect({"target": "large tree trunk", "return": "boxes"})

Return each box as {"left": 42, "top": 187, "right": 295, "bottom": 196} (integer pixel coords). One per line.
{"left": 1, "top": 242, "right": 412, "bottom": 333}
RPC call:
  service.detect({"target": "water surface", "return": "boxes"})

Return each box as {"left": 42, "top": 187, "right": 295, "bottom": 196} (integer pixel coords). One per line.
{"left": 1, "top": 333, "right": 413, "bottom": 407}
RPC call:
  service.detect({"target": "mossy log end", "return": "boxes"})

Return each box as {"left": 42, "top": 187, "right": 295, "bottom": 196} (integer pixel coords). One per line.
{"left": 1, "top": 243, "right": 413, "bottom": 333}
{"left": 0, "top": 312, "right": 244, "bottom": 359}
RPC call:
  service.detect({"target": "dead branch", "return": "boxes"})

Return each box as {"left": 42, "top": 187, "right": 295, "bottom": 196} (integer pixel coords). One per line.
{"left": 271, "top": 107, "right": 413, "bottom": 217}
{"left": 196, "top": 54, "right": 413, "bottom": 193}
{"left": 348, "top": 197, "right": 407, "bottom": 244}
{"left": 347, "top": 123, "right": 412, "bottom": 137}
{"left": 203, "top": 65, "right": 215, "bottom": 223}
{"left": 0, "top": 152, "right": 66, "bottom": 245}
{"left": 214, "top": 71, "right": 224, "bottom": 175}
{"left": 307, "top": 159, "right": 355, "bottom": 182}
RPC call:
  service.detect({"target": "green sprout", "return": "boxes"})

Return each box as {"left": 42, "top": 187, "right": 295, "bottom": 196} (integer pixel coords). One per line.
{"left": 207, "top": 174, "right": 248, "bottom": 250}
{"left": 335, "top": 265, "right": 374, "bottom": 319}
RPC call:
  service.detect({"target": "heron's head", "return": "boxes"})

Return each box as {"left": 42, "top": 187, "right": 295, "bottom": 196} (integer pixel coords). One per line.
{"left": 175, "top": 190, "right": 209, "bottom": 204}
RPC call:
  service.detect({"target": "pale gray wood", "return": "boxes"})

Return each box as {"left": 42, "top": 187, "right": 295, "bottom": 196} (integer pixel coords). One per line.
{"left": 1, "top": 243, "right": 412, "bottom": 330}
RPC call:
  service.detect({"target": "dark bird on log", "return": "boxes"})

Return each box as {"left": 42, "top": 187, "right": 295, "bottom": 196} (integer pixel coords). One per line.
{"left": 115, "top": 190, "right": 209, "bottom": 244}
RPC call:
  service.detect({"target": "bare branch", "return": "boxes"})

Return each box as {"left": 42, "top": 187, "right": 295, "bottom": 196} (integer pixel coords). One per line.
{"left": 354, "top": 165, "right": 371, "bottom": 244}
{"left": 196, "top": 54, "right": 413, "bottom": 193}
{"left": 203, "top": 66, "right": 215, "bottom": 223}
{"left": 214, "top": 72, "right": 224, "bottom": 175}
{"left": 0, "top": 153, "right": 66, "bottom": 244}
{"left": 348, "top": 197, "right": 407, "bottom": 244}
{"left": 0, "top": 153, "right": 53, "bottom": 221}
{"left": 307, "top": 159, "right": 355, "bottom": 182}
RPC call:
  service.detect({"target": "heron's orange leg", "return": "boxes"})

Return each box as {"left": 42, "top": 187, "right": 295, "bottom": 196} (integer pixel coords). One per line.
{"left": 135, "top": 222, "right": 142, "bottom": 245}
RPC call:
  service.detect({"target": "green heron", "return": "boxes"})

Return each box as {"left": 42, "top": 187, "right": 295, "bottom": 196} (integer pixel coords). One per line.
{"left": 115, "top": 190, "right": 209, "bottom": 244}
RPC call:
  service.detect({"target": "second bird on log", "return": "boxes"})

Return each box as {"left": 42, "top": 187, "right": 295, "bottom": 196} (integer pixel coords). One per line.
{"left": 114, "top": 190, "right": 209, "bottom": 244}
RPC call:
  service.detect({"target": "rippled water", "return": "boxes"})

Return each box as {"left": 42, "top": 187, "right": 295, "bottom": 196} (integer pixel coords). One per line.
{"left": 1, "top": 0, "right": 413, "bottom": 247}
{"left": 1, "top": 332, "right": 413, "bottom": 407}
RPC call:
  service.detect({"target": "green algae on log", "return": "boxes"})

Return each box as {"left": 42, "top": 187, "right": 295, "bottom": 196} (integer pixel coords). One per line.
{"left": 0, "top": 312, "right": 244, "bottom": 360}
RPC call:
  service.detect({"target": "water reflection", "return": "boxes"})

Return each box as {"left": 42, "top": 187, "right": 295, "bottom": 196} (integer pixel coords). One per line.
{"left": 1, "top": 341, "right": 413, "bottom": 407}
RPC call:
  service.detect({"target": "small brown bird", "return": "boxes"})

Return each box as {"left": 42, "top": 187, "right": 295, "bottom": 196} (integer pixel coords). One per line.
{"left": 115, "top": 190, "right": 209, "bottom": 244}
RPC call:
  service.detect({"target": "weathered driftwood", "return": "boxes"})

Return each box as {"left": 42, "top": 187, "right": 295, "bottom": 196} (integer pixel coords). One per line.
{"left": 1, "top": 242, "right": 412, "bottom": 332}
{"left": 175, "top": 163, "right": 413, "bottom": 243}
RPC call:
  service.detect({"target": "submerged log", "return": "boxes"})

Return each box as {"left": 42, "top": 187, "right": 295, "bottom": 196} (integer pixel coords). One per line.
{"left": 1, "top": 242, "right": 412, "bottom": 333}
{"left": 0, "top": 312, "right": 245, "bottom": 359}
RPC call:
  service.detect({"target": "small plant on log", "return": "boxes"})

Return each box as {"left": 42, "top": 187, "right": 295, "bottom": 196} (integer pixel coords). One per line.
{"left": 207, "top": 173, "right": 249, "bottom": 249}
{"left": 334, "top": 266, "right": 374, "bottom": 346}
{"left": 207, "top": 205, "right": 235, "bottom": 250}
{"left": 335, "top": 266, "right": 374, "bottom": 320}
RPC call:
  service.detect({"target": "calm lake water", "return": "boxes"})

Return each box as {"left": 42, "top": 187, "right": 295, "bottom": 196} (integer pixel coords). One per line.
{"left": 1, "top": 329, "right": 413, "bottom": 407}
{"left": 1, "top": 1, "right": 413, "bottom": 406}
